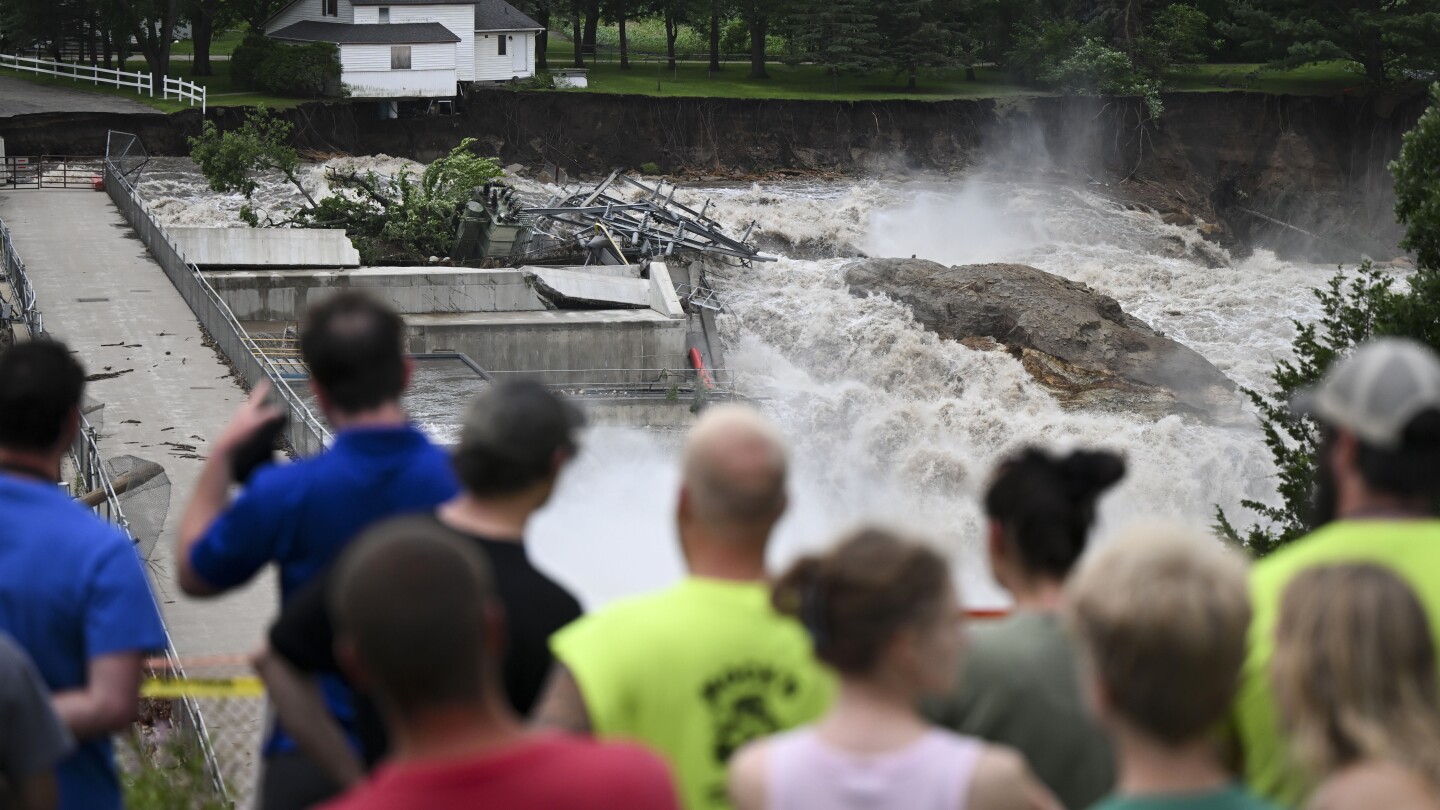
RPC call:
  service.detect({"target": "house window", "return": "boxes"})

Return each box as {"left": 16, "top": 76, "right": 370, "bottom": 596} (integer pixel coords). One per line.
{"left": 497, "top": 35, "right": 506, "bottom": 56}
{"left": 378, "top": 7, "right": 388, "bottom": 22}
{"left": 391, "top": 45, "right": 411, "bottom": 69}
{"left": 321, "top": 0, "right": 337, "bottom": 16}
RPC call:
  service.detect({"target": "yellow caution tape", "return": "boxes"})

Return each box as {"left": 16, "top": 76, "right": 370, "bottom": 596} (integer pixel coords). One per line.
{"left": 142, "top": 676, "right": 266, "bottom": 699}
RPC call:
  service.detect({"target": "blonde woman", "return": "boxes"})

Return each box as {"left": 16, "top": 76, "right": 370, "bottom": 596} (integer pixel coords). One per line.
{"left": 1271, "top": 564, "right": 1440, "bottom": 810}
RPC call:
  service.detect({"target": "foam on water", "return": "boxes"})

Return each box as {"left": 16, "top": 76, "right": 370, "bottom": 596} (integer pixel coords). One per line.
{"left": 133, "top": 160, "right": 1380, "bottom": 608}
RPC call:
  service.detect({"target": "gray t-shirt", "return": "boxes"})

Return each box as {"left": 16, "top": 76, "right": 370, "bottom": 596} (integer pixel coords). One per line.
{"left": 925, "top": 611, "right": 1114, "bottom": 810}
{"left": 0, "top": 633, "right": 73, "bottom": 800}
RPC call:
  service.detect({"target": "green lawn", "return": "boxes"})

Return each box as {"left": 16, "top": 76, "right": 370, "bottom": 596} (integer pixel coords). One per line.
{"left": 1165, "top": 61, "right": 1378, "bottom": 95}
{"left": 554, "top": 61, "right": 1046, "bottom": 101}
{"left": 547, "top": 51, "right": 1393, "bottom": 101}
{"left": 170, "top": 28, "right": 248, "bottom": 57}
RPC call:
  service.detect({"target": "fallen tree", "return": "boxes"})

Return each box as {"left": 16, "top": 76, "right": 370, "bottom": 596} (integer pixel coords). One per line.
{"left": 189, "top": 107, "right": 504, "bottom": 263}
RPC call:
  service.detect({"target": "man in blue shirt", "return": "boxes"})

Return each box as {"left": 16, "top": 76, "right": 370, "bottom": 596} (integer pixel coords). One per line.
{"left": 0, "top": 340, "right": 169, "bottom": 810}
{"left": 176, "top": 291, "right": 459, "bottom": 810}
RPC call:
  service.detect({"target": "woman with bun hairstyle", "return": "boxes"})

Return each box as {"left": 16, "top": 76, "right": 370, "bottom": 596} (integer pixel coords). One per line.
{"left": 927, "top": 447, "right": 1126, "bottom": 810}
{"left": 1271, "top": 564, "right": 1440, "bottom": 810}
{"left": 728, "top": 528, "right": 1058, "bottom": 810}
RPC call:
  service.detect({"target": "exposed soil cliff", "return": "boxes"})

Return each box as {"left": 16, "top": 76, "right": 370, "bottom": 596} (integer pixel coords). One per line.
{"left": 0, "top": 89, "right": 1424, "bottom": 260}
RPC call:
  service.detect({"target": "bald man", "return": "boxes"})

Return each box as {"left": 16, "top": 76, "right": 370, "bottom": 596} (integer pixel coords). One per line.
{"left": 535, "top": 405, "right": 835, "bottom": 810}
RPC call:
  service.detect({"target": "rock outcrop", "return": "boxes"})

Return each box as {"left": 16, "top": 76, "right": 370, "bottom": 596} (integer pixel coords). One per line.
{"left": 844, "top": 258, "right": 1236, "bottom": 415}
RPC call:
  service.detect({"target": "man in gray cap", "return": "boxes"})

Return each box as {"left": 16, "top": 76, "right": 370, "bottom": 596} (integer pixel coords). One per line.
{"left": 256, "top": 379, "right": 587, "bottom": 787}
{"left": 1233, "top": 337, "right": 1440, "bottom": 806}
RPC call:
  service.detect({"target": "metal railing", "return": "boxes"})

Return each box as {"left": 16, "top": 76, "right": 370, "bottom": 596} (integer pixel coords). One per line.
{"left": 2, "top": 157, "right": 104, "bottom": 189}
{"left": 162, "top": 74, "right": 206, "bottom": 113}
{"left": 0, "top": 53, "right": 153, "bottom": 95}
{"left": 69, "top": 417, "right": 231, "bottom": 806}
{"left": 103, "top": 136, "right": 330, "bottom": 457}
{"left": 0, "top": 216, "right": 43, "bottom": 339}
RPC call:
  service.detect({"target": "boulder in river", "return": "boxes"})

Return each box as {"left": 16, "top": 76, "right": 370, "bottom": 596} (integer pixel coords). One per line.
{"left": 843, "top": 259, "right": 1237, "bottom": 416}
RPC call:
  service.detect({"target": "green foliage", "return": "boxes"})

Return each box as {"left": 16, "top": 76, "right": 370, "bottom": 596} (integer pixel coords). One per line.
{"left": 790, "top": 0, "right": 882, "bottom": 87}
{"left": 253, "top": 42, "right": 340, "bottom": 97}
{"left": 1215, "top": 265, "right": 1395, "bottom": 555}
{"left": 1219, "top": 85, "right": 1440, "bottom": 555}
{"left": 1393, "top": 84, "right": 1440, "bottom": 276}
{"left": 880, "top": 0, "right": 952, "bottom": 89}
{"left": 1131, "top": 4, "right": 1214, "bottom": 73}
{"left": 122, "top": 732, "right": 227, "bottom": 810}
{"left": 188, "top": 105, "right": 312, "bottom": 224}
{"left": 230, "top": 32, "right": 278, "bottom": 88}
{"left": 1222, "top": 0, "right": 1440, "bottom": 85}
{"left": 1006, "top": 19, "right": 1090, "bottom": 83}
{"left": 1042, "top": 37, "right": 1164, "bottom": 115}
{"left": 293, "top": 139, "right": 504, "bottom": 263}
{"left": 232, "top": 35, "right": 340, "bottom": 96}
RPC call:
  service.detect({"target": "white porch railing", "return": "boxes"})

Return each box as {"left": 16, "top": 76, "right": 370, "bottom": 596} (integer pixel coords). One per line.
{"left": 162, "top": 74, "right": 206, "bottom": 112}
{"left": 0, "top": 53, "right": 153, "bottom": 95}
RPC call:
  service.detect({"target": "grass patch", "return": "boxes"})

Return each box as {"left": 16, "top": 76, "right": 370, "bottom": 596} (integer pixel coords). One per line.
{"left": 554, "top": 60, "right": 1045, "bottom": 101}
{"left": 170, "top": 28, "right": 247, "bottom": 57}
{"left": 1164, "top": 61, "right": 1375, "bottom": 94}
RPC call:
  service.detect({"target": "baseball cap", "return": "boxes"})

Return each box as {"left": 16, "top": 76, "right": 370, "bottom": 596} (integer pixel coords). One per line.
{"left": 1291, "top": 338, "right": 1440, "bottom": 449}
{"left": 457, "top": 379, "right": 586, "bottom": 477}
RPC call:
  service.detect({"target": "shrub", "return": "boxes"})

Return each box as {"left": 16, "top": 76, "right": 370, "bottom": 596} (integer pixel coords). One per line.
{"left": 229, "top": 31, "right": 277, "bottom": 88}
{"left": 253, "top": 42, "right": 341, "bottom": 97}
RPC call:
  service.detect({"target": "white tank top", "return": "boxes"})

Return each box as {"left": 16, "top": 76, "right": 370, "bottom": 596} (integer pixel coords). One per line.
{"left": 767, "top": 727, "right": 985, "bottom": 810}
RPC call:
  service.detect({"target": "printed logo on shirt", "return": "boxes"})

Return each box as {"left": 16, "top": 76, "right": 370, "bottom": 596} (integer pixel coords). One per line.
{"left": 700, "top": 662, "right": 801, "bottom": 762}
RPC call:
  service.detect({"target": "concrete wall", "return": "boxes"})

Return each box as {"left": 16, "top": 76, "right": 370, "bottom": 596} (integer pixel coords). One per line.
{"left": 172, "top": 228, "right": 362, "bottom": 268}
{"left": 404, "top": 310, "right": 688, "bottom": 382}
{"left": 207, "top": 267, "right": 546, "bottom": 320}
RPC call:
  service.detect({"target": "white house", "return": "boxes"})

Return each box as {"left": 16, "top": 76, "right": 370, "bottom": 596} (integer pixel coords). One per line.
{"left": 472, "top": 0, "right": 542, "bottom": 82}
{"left": 263, "top": 0, "right": 540, "bottom": 100}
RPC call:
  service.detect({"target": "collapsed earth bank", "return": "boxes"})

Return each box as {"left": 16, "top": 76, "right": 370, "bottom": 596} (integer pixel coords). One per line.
{"left": 0, "top": 88, "right": 1424, "bottom": 260}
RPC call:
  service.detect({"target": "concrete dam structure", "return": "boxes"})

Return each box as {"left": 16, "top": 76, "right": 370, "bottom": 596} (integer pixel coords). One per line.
{"left": 203, "top": 261, "right": 690, "bottom": 382}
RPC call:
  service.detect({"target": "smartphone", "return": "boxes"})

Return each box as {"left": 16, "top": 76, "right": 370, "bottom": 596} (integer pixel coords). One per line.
{"left": 230, "top": 394, "right": 290, "bottom": 485}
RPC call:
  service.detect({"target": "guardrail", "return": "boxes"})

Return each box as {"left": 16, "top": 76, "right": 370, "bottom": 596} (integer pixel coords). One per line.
{"left": 69, "top": 417, "right": 231, "bottom": 807}
{"left": 162, "top": 75, "right": 206, "bottom": 113}
{"left": 0, "top": 53, "right": 152, "bottom": 95}
{"left": 102, "top": 143, "right": 330, "bottom": 457}
{"left": 2, "top": 157, "right": 105, "bottom": 189}
{"left": 490, "top": 367, "right": 739, "bottom": 398}
{"left": 0, "top": 216, "right": 43, "bottom": 339}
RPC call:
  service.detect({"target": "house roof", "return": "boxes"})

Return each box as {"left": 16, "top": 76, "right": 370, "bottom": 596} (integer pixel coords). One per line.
{"left": 269, "top": 20, "right": 461, "bottom": 43}
{"left": 474, "top": 0, "right": 542, "bottom": 31}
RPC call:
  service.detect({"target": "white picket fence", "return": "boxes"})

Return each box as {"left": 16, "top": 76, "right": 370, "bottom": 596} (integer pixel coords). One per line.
{"left": 0, "top": 53, "right": 205, "bottom": 112}
{"left": 163, "top": 74, "right": 206, "bottom": 113}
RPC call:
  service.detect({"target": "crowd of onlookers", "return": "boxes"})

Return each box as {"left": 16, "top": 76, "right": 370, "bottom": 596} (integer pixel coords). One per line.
{"left": 1, "top": 290, "right": 1438, "bottom": 810}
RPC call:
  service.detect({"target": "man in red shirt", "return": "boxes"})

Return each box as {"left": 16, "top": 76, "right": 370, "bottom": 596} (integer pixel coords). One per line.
{"left": 319, "top": 515, "right": 678, "bottom": 810}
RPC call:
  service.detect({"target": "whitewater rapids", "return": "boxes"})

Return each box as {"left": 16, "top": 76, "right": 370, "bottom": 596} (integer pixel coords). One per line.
{"left": 135, "top": 160, "right": 1370, "bottom": 608}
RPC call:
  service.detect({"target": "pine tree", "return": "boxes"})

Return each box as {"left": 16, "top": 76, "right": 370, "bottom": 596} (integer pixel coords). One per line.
{"left": 880, "top": 0, "right": 951, "bottom": 89}
{"left": 794, "top": 0, "right": 881, "bottom": 90}
{"left": 1223, "top": 0, "right": 1440, "bottom": 86}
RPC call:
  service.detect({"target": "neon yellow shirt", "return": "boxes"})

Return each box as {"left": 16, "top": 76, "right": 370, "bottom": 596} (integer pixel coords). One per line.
{"left": 550, "top": 578, "right": 835, "bottom": 810}
{"left": 1236, "top": 519, "right": 1440, "bottom": 806}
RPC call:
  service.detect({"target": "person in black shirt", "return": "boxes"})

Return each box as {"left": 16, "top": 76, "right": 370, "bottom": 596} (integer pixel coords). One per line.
{"left": 255, "top": 379, "right": 587, "bottom": 786}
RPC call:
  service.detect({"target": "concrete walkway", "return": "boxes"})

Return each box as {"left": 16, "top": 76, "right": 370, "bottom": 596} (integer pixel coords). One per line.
{"left": 0, "top": 75, "right": 156, "bottom": 116}
{"left": 0, "top": 189, "right": 273, "bottom": 799}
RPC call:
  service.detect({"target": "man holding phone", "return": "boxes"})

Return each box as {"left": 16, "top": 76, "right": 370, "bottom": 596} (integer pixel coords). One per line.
{"left": 176, "top": 291, "right": 458, "bottom": 810}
